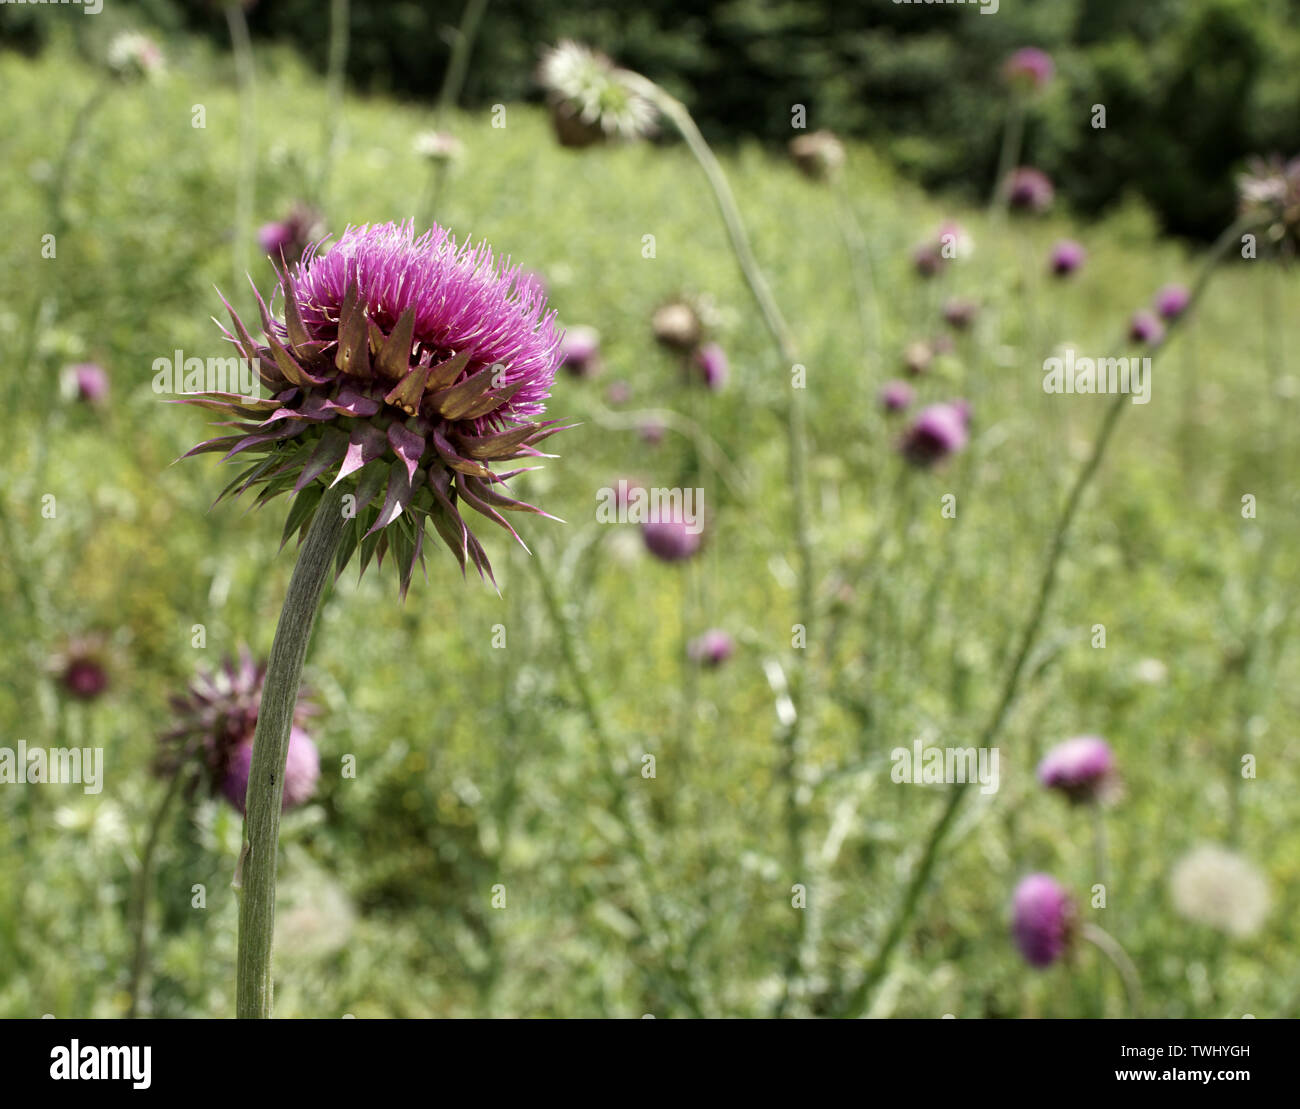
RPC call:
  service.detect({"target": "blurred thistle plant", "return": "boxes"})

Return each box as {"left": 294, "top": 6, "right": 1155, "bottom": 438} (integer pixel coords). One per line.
{"left": 1037, "top": 735, "right": 1116, "bottom": 805}
{"left": 155, "top": 649, "right": 320, "bottom": 814}
{"left": 692, "top": 342, "right": 729, "bottom": 390}
{"left": 1169, "top": 844, "right": 1271, "bottom": 938}
{"left": 414, "top": 130, "right": 465, "bottom": 165}
{"left": 788, "top": 129, "right": 845, "bottom": 181}
{"left": 1001, "top": 47, "right": 1055, "bottom": 93}
{"left": 1011, "top": 873, "right": 1075, "bottom": 968}
{"left": 1049, "top": 239, "right": 1087, "bottom": 278}
{"left": 48, "top": 637, "right": 110, "bottom": 701}
{"left": 899, "top": 401, "right": 971, "bottom": 467}
{"left": 257, "top": 203, "right": 325, "bottom": 269}
{"left": 60, "top": 362, "right": 109, "bottom": 407}
{"left": 537, "top": 40, "right": 658, "bottom": 148}
{"left": 176, "top": 219, "right": 566, "bottom": 1018}
{"left": 1237, "top": 154, "right": 1300, "bottom": 255}
{"left": 106, "top": 32, "right": 166, "bottom": 82}
{"left": 1003, "top": 166, "right": 1055, "bottom": 213}
{"left": 558, "top": 325, "right": 603, "bottom": 378}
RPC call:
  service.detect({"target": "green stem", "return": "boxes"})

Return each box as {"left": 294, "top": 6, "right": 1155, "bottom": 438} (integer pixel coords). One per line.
{"left": 839, "top": 215, "right": 1256, "bottom": 1018}
{"left": 126, "top": 766, "right": 194, "bottom": 1019}
{"left": 1082, "top": 922, "right": 1142, "bottom": 1017}
{"left": 315, "top": 0, "right": 350, "bottom": 203}
{"left": 235, "top": 483, "right": 347, "bottom": 1018}
{"left": 989, "top": 97, "right": 1024, "bottom": 216}
{"left": 225, "top": 2, "right": 257, "bottom": 297}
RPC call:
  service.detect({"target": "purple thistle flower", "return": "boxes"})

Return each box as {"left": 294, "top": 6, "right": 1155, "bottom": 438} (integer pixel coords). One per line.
{"left": 912, "top": 243, "right": 945, "bottom": 278}
{"left": 880, "top": 380, "right": 914, "bottom": 413}
{"left": 693, "top": 342, "right": 729, "bottom": 389}
{"left": 179, "top": 220, "right": 570, "bottom": 590}
{"left": 1049, "top": 239, "right": 1086, "bottom": 277}
{"left": 1154, "top": 283, "right": 1191, "bottom": 321}
{"left": 900, "top": 402, "right": 969, "bottom": 467}
{"left": 1002, "top": 47, "right": 1054, "bottom": 92}
{"left": 1012, "top": 874, "right": 1075, "bottom": 968}
{"left": 1129, "top": 309, "right": 1165, "bottom": 345}
{"left": 688, "top": 629, "right": 735, "bottom": 667}
{"left": 50, "top": 638, "right": 109, "bottom": 701}
{"left": 642, "top": 513, "right": 702, "bottom": 562}
{"left": 1005, "top": 167, "right": 1054, "bottom": 213}
{"left": 942, "top": 297, "right": 979, "bottom": 331}
{"left": 559, "top": 325, "right": 603, "bottom": 378}
{"left": 1037, "top": 735, "right": 1116, "bottom": 803}
{"left": 64, "top": 362, "right": 109, "bottom": 405}
{"left": 257, "top": 203, "right": 323, "bottom": 268}
{"left": 158, "top": 648, "right": 319, "bottom": 814}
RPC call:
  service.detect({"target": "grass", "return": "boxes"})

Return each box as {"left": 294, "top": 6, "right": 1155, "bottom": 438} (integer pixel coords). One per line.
{"left": 0, "top": 29, "right": 1297, "bottom": 1018}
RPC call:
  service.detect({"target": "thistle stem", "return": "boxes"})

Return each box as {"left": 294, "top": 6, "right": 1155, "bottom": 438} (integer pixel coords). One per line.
{"left": 1082, "top": 922, "right": 1142, "bottom": 1017}
{"left": 224, "top": 2, "right": 257, "bottom": 298}
{"left": 840, "top": 215, "right": 1256, "bottom": 1018}
{"left": 235, "top": 483, "right": 347, "bottom": 1018}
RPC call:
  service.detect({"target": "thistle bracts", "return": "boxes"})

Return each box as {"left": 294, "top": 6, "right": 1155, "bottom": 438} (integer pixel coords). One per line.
{"left": 180, "top": 221, "right": 570, "bottom": 592}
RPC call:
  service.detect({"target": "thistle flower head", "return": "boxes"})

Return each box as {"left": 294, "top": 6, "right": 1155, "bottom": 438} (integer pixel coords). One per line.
{"left": 900, "top": 401, "right": 970, "bottom": 466}
{"left": 693, "top": 342, "right": 729, "bottom": 390}
{"left": 688, "top": 629, "right": 734, "bottom": 667}
{"left": 157, "top": 649, "right": 319, "bottom": 814}
{"left": 1012, "top": 874, "right": 1075, "bottom": 968}
{"left": 880, "top": 380, "right": 914, "bottom": 413}
{"left": 1237, "top": 154, "right": 1300, "bottom": 252}
{"left": 1129, "top": 309, "right": 1165, "bottom": 345}
{"left": 106, "top": 32, "right": 165, "bottom": 81}
{"left": 788, "top": 130, "right": 846, "bottom": 181}
{"left": 413, "top": 130, "right": 464, "bottom": 164}
{"left": 1005, "top": 167, "right": 1054, "bottom": 213}
{"left": 942, "top": 297, "right": 979, "bottom": 331}
{"left": 1154, "top": 283, "right": 1191, "bottom": 321}
{"left": 912, "top": 243, "right": 945, "bottom": 279}
{"left": 643, "top": 513, "right": 702, "bottom": 562}
{"left": 49, "top": 637, "right": 109, "bottom": 701}
{"left": 559, "top": 325, "right": 603, "bottom": 378}
{"left": 538, "top": 41, "right": 658, "bottom": 147}
{"left": 1037, "top": 735, "right": 1116, "bottom": 803}
{"left": 1170, "top": 844, "right": 1271, "bottom": 937}
{"left": 935, "top": 220, "right": 974, "bottom": 261}
{"left": 258, "top": 203, "right": 324, "bottom": 268}
{"left": 1049, "top": 239, "right": 1086, "bottom": 277}
{"left": 181, "top": 221, "right": 569, "bottom": 590}
{"left": 1002, "top": 47, "right": 1054, "bottom": 92}
{"left": 62, "top": 362, "right": 109, "bottom": 406}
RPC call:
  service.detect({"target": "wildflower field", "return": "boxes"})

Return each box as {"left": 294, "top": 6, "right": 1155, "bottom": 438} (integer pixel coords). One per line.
{"left": 1, "top": 14, "right": 1298, "bottom": 1022}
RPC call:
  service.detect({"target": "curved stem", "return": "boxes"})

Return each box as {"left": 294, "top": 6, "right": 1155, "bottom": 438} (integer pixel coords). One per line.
{"left": 1082, "top": 922, "right": 1142, "bottom": 1017}
{"left": 840, "top": 215, "right": 1257, "bottom": 1017}
{"left": 235, "top": 482, "right": 347, "bottom": 1018}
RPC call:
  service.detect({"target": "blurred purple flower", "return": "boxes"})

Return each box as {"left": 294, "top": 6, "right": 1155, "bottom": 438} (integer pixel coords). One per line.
{"left": 559, "top": 325, "right": 603, "bottom": 378}
{"left": 900, "top": 402, "right": 969, "bottom": 466}
{"left": 693, "top": 342, "right": 729, "bottom": 389}
{"left": 942, "top": 297, "right": 979, "bottom": 331}
{"left": 1049, "top": 239, "right": 1086, "bottom": 277}
{"left": 51, "top": 638, "right": 109, "bottom": 701}
{"left": 1012, "top": 874, "right": 1074, "bottom": 968}
{"left": 1129, "top": 309, "right": 1165, "bottom": 345}
{"left": 1005, "top": 167, "right": 1054, "bottom": 213}
{"left": 880, "top": 380, "right": 915, "bottom": 413}
{"left": 1037, "top": 735, "right": 1116, "bottom": 803}
{"left": 1002, "top": 47, "right": 1054, "bottom": 92}
{"left": 687, "top": 629, "right": 734, "bottom": 667}
{"left": 64, "top": 362, "right": 109, "bottom": 405}
{"left": 642, "top": 513, "right": 702, "bottom": 562}
{"left": 1154, "top": 283, "right": 1191, "bottom": 321}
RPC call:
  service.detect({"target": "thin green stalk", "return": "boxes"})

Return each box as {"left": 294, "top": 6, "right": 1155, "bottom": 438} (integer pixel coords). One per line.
{"left": 234, "top": 483, "right": 347, "bottom": 1018}
{"left": 225, "top": 3, "right": 257, "bottom": 298}
{"left": 127, "top": 765, "right": 195, "bottom": 1019}
{"left": 1082, "top": 922, "right": 1142, "bottom": 1017}
{"left": 830, "top": 178, "right": 881, "bottom": 368}
{"left": 315, "top": 0, "right": 351, "bottom": 203}
{"left": 839, "top": 216, "right": 1257, "bottom": 1017}
{"left": 989, "top": 97, "right": 1024, "bottom": 216}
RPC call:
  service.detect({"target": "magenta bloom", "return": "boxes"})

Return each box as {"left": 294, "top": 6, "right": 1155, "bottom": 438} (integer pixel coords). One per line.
{"left": 559, "top": 325, "right": 603, "bottom": 378}
{"left": 643, "top": 514, "right": 702, "bottom": 562}
{"left": 1049, "top": 240, "right": 1086, "bottom": 277}
{"left": 1012, "top": 874, "right": 1074, "bottom": 968}
{"left": 158, "top": 649, "right": 320, "bottom": 814}
{"left": 258, "top": 222, "right": 294, "bottom": 256}
{"left": 900, "top": 402, "right": 969, "bottom": 466}
{"left": 221, "top": 726, "right": 320, "bottom": 814}
{"left": 693, "top": 342, "right": 729, "bottom": 390}
{"left": 1129, "top": 309, "right": 1165, "bottom": 345}
{"left": 1037, "top": 735, "right": 1115, "bottom": 803}
{"left": 688, "top": 629, "right": 734, "bottom": 667}
{"left": 182, "top": 221, "right": 568, "bottom": 589}
{"left": 257, "top": 203, "right": 323, "bottom": 267}
{"left": 1154, "top": 283, "right": 1191, "bottom": 321}
{"left": 64, "top": 362, "right": 109, "bottom": 405}
{"left": 880, "top": 380, "right": 914, "bottom": 413}
{"left": 942, "top": 297, "right": 979, "bottom": 331}
{"left": 1002, "top": 47, "right": 1054, "bottom": 91}
{"left": 1005, "top": 167, "right": 1054, "bottom": 213}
